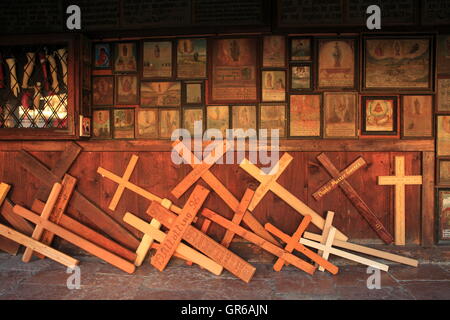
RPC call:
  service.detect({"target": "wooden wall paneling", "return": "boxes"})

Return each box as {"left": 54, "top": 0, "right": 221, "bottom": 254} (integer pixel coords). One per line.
{"left": 421, "top": 151, "right": 435, "bottom": 246}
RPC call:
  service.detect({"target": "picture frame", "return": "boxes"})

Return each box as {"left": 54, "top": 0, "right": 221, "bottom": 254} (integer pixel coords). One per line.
{"left": 289, "top": 94, "right": 322, "bottom": 138}
{"left": 136, "top": 108, "right": 159, "bottom": 139}
{"left": 437, "top": 78, "right": 450, "bottom": 113}
{"left": 317, "top": 37, "right": 357, "bottom": 89}
{"left": 259, "top": 104, "right": 286, "bottom": 138}
{"left": 183, "top": 81, "right": 204, "bottom": 106}
{"left": 159, "top": 109, "right": 180, "bottom": 139}
{"left": 323, "top": 92, "right": 358, "bottom": 139}
{"left": 92, "top": 109, "right": 112, "bottom": 139}
{"left": 206, "top": 105, "right": 230, "bottom": 138}
{"left": 141, "top": 81, "right": 181, "bottom": 107}
{"left": 363, "top": 36, "right": 432, "bottom": 91}
{"left": 143, "top": 40, "right": 173, "bottom": 79}
{"left": 232, "top": 105, "right": 257, "bottom": 131}
{"left": 115, "top": 75, "right": 138, "bottom": 105}
{"left": 437, "top": 115, "right": 450, "bottom": 157}
{"left": 177, "top": 38, "right": 207, "bottom": 79}
{"left": 79, "top": 115, "right": 91, "bottom": 138}
{"left": 360, "top": 96, "right": 399, "bottom": 137}
{"left": 401, "top": 95, "right": 433, "bottom": 138}
{"left": 437, "top": 189, "right": 450, "bottom": 244}
{"left": 92, "top": 76, "right": 114, "bottom": 106}
{"left": 113, "top": 109, "right": 135, "bottom": 139}
{"left": 114, "top": 42, "right": 137, "bottom": 73}
{"left": 438, "top": 160, "right": 450, "bottom": 186}
{"left": 183, "top": 108, "right": 204, "bottom": 137}
{"left": 290, "top": 64, "right": 313, "bottom": 91}
{"left": 437, "top": 35, "right": 450, "bottom": 75}
{"left": 290, "top": 38, "right": 312, "bottom": 61}
{"left": 263, "top": 35, "right": 286, "bottom": 68}
{"left": 262, "top": 70, "right": 286, "bottom": 102}
{"left": 93, "top": 43, "right": 112, "bottom": 69}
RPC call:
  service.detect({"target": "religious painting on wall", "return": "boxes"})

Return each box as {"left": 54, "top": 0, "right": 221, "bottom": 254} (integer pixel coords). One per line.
{"left": 263, "top": 35, "right": 286, "bottom": 68}
{"left": 259, "top": 104, "right": 286, "bottom": 137}
{"left": 232, "top": 105, "right": 257, "bottom": 131}
{"left": 210, "top": 38, "right": 258, "bottom": 103}
{"left": 92, "top": 109, "right": 111, "bottom": 139}
{"left": 439, "top": 161, "right": 450, "bottom": 186}
{"left": 114, "top": 42, "right": 137, "bottom": 73}
{"left": 317, "top": 38, "right": 356, "bottom": 89}
{"left": 160, "top": 109, "right": 180, "bottom": 139}
{"left": 361, "top": 96, "right": 398, "bottom": 137}
{"left": 177, "top": 39, "right": 207, "bottom": 78}
{"left": 438, "top": 116, "right": 450, "bottom": 157}
{"left": 143, "top": 41, "right": 172, "bottom": 78}
{"left": 323, "top": 92, "right": 358, "bottom": 139}
{"left": 402, "top": 95, "right": 433, "bottom": 138}
{"left": 290, "top": 64, "right": 312, "bottom": 91}
{"left": 92, "top": 76, "right": 114, "bottom": 106}
{"left": 113, "top": 109, "right": 135, "bottom": 139}
{"left": 438, "top": 78, "right": 450, "bottom": 112}
{"left": 183, "top": 108, "right": 203, "bottom": 137}
{"left": 437, "top": 35, "right": 450, "bottom": 75}
{"left": 137, "top": 109, "right": 158, "bottom": 139}
{"left": 364, "top": 37, "right": 432, "bottom": 90}
{"left": 438, "top": 190, "right": 450, "bottom": 243}
{"left": 262, "top": 71, "right": 286, "bottom": 102}
{"left": 141, "top": 82, "right": 181, "bottom": 107}
{"left": 206, "top": 106, "right": 229, "bottom": 137}
{"left": 94, "top": 43, "right": 112, "bottom": 69}
{"left": 289, "top": 94, "right": 321, "bottom": 137}
{"left": 290, "top": 38, "right": 311, "bottom": 61}
{"left": 115, "top": 75, "right": 138, "bottom": 105}
{"left": 184, "top": 82, "right": 203, "bottom": 105}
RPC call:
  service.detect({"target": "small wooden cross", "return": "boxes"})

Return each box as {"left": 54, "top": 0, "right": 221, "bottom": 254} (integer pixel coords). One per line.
{"left": 378, "top": 156, "right": 422, "bottom": 246}
{"left": 108, "top": 154, "right": 139, "bottom": 211}
{"left": 239, "top": 153, "right": 348, "bottom": 241}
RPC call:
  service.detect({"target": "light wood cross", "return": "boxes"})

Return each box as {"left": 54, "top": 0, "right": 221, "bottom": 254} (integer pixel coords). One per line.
{"left": 171, "top": 140, "right": 279, "bottom": 245}
{"left": 378, "top": 156, "right": 422, "bottom": 246}
{"left": 239, "top": 153, "right": 348, "bottom": 241}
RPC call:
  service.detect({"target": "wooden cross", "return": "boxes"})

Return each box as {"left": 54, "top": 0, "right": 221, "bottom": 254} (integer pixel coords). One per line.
{"left": 172, "top": 140, "right": 279, "bottom": 245}
{"left": 378, "top": 156, "right": 423, "bottom": 246}
{"left": 108, "top": 154, "right": 139, "bottom": 211}
{"left": 315, "top": 211, "right": 335, "bottom": 271}
{"left": 148, "top": 201, "right": 256, "bottom": 283}
{"left": 239, "top": 153, "right": 348, "bottom": 241}
{"left": 313, "top": 153, "right": 394, "bottom": 244}
{"left": 264, "top": 215, "right": 339, "bottom": 274}
{"left": 186, "top": 218, "right": 212, "bottom": 266}
{"left": 201, "top": 208, "right": 317, "bottom": 275}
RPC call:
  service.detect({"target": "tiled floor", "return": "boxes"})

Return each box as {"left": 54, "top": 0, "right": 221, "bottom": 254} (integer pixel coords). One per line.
{"left": 0, "top": 253, "right": 449, "bottom": 300}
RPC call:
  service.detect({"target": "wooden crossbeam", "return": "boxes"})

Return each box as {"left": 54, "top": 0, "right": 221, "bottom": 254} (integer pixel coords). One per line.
{"left": 316, "top": 211, "right": 335, "bottom": 271}
{"left": 13, "top": 204, "right": 136, "bottom": 274}
{"left": 0, "top": 183, "right": 21, "bottom": 255}
{"left": 109, "top": 155, "right": 139, "bottom": 211}
{"left": 202, "top": 208, "right": 317, "bottom": 275}
{"left": 148, "top": 202, "right": 256, "bottom": 283}
{"left": 17, "top": 149, "right": 140, "bottom": 250}
{"left": 239, "top": 154, "right": 348, "bottom": 241}
{"left": 315, "top": 153, "right": 394, "bottom": 244}
{"left": 124, "top": 212, "right": 223, "bottom": 275}
{"left": 378, "top": 156, "right": 422, "bottom": 246}
{"left": 172, "top": 140, "right": 279, "bottom": 245}
{"left": 186, "top": 218, "right": 212, "bottom": 266}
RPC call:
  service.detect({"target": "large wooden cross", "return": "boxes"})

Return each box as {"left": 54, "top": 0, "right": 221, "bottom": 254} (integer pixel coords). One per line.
{"left": 239, "top": 153, "right": 348, "bottom": 241}
{"left": 378, "top": 156, "right": 422, "bottom": 246}
{"left": 171, "top": 140, "right": 278, "bottom": 245}
{"left": 313, "top": 153, "right": 394, "bottom": 244}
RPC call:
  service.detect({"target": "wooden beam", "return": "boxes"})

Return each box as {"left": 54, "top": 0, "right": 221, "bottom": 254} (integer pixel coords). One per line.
{"left": 0, "top": 199, "right": 34, "bottom": 236}
{"left": 0, "top": 183, "right": 20, "bottom": 255}
{"left": 186, "top": 218, "right": 212, "bottom": 266}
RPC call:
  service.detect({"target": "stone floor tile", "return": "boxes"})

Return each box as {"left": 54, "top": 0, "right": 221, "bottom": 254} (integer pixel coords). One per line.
{"left": 401, "top": 281, "right": 450, "bottom": 300}
{"left": 389, "top": 264, "right": 450, "bottom": 281}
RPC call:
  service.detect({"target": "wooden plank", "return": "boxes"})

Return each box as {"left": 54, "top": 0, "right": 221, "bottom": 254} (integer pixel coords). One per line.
{"left": 0, "top": 224, "right": 79, "bottom": 268}
{"left": 0, "top": 183, "right": 10, "bottom": 205}
{"left": 186, "top": 218, "right": 212, "bottom": 266}
{"left": 317, "top": 211, "right": 335, "bottom": 271}
{"left": 0, "top": 183, "right": 20, "bottom": 254}
{"left": 124, "top": 212, "right": 223, "bottom": 276}
{"left": 23, "top": 183, "right": 62, "bottom": 263}
{"left": 134, "top": 219, "right": 161, "bottom": 267}
{"left": 13, "top": 204, "right": 136, "bottom": 274}
{"left": 0, "top": 199, "right": 34, "bottom": 235}
{"left": 148, "top": 202, "right": 256, "bottom": 283}
{"left": 421, "top": 151, "right": 435, "bottom": 247}
{"left": 151, "top": 185, "right": 210, "bottom": 271}
{"left": 316, "top": 153, "right": 393, "bottom": 244}
{"left": 32, "top": 200, "right": 137, "bottom": 262}
{"left": 109, "top": 154, "right": 139, "bottom": 211}
{"left": 202, "top": 208, "right": 317, "bottom": 275}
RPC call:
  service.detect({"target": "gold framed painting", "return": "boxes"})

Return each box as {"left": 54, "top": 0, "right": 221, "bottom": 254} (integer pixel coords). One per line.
{"left": 438, "top": 78, "right": 450, "bottom": 112}
{"left": 290, "top": 38, "right": 312, "bottom": 61}
{"left": 402, "top": 95, "right": 433, "bottom": 138}
{"left": 114, "top": 42, "right": 137, "bottom": 73}
{"left": 143, "top": 41, "right": 173, "bottom": 78}
{"left": 92, "top": 109, "right": 111, "bottom": 139}
{"left": 115, "top": 75, "right": 138, "bottom": 105}
{"left": 93, "top": 43, "right": 112, "bottom": 69}
{"left": 438, "top": 190, "right": 450, "bottom": 243}
{"left": 361, "top": 96, "right": 399, "bottom": 137}
{"left": 262, "top": 70, "right": 286, "bottom": 102}
{"left": 177, "top": 38, "right": 207, "bottom": 79}
{"left": 92, "top": 76, "right": 114, "bottom": 106}
{"left": 183, "top": 81, "right": 204, "bottom": 105}
{"left": 317, "top": 38, "right": 357, "bottom": 89}
{"left": 137, "top": 109, "right": 158, "bottom": 139}
{"left": 263, "top": 35, "right": 286, "bottom": 68}
{"left": 206, "top": 106, "right": 229, "bottom": 137}
{"left": 113, "top": 109, "right": 135, "bottom": 139}
{"left": 259, "top": 104, "right": 286, "bottom": 138}
{"left": 141, "top": 82, "right": 181, "bottom": 107}
{"left": 363, "top": 37, "right": 432, "bottom": 90}
{"left": 437, "top": 35, "right": 450, "bottom": 75}
{"left": 438, "top": 160, "right": 450, "bottom": 186}
{"left": 232, "top": 105, "right": 257, "bottom": 131}
{"left": 290, "top": 64, "right": 312, "bottom": 91}
{"left": 159, "top": 109, "right": 180, "bottom": 139}
{"left": 323, "top": 92, "right": 358, "bottom": 139}
{"left": 183, "top": 108, "right": 204, "bottom": 137}
{"left": 438, "top": 115, "right": 450, "bottom": 157}
{"left": 289, "top": 94, "right": 321, "bottom": 137}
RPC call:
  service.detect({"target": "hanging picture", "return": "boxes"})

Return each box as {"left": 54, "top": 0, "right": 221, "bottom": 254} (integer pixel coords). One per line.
{"left": 206, "top": 106, "right": 229, "bottom": 137}
{"left": 263, "top": 35, "right": 286, "bottom": 68}
{"left": 437, "top": 35, "right": 450, "bottom": 75}
{"left": 290, "top": 64, "right": 312, "bottom": 91}
{"left": 438, "top": 78, "right": 450, "bottom": 112}
{"left": 143, "top": 41, "right": 172, "bottom": 78}
{"left": 210, "top": 38, "right": 258, "bottom": 103}
{"left": 402, "top": 95, "right": 433, "bottom": 138}
{"left": 184, "top": 82, "right": 203, "bottom": 105}
{"left": 438, "top": 116, "right": 450, "bottom": 157}
{"left": 364, "top": 37, "right": 431, "bottom": 90}
{"left": 291, "top": 38, "right": 311, "bottom": 61}
{"left": 262, "top": 71, "right": 286, "bottom": 102}
{"left": 116, "top": 75, "right": 138, "bottom": 105}
{"left": 113, "top": 109, "right": 135, "bottom": 139}
{"left": 160, "top": 109, "right": 180, "bottom": 139}
{"left": 183, "top": 108, "right": 203, "bottom": 137}
{"left": 361, "top": 96, "right": 398, "bottom": 136}
{"left": 318, "top": 38, "right": 356, "bottom": 89}
{"left": 438, "top": 190, "right": 450, "bottom": 243}
{"left": 92, "top": 76, "right": 114, "bottom": 106}
{"left": 232, "top": 105, "right": 257, "bottom": 131}
{"left": 438, "top": 161, "right": 450, "bottom": 186}
{"left": 177, "top": 39, "right": 207, "bottom": 78}
{"left": 289, "top": 94, "right": 321, "bottom": 137}
{"left": 92, "top": 110, "right": 111, "bottom": 139}
{"left": 323, "top": 92, "right": 358, "bottom": 139}
{"left": 79, "top": 116, "right": 91, "bottom": 137}
{"left": 137, "top": 109, "right": 158, "bottom": 139}
{"left": 94, "top": 43, "right": 112, "bottom": 69}
{"left": 114, "top": 42, "right": 137, "bottom": 73}
{"left": 259, "top": 104, "right": 286, "bottom": 137}
{"left": 141, "top": 82, "right": 181, "bottom": 107}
